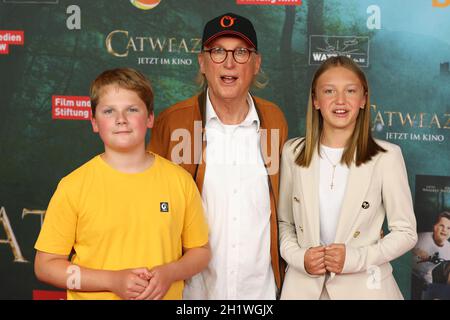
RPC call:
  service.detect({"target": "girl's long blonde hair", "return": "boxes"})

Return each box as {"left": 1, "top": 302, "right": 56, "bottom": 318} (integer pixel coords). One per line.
{"left": 295, "top": 56, "right": 385, "bottom": 167}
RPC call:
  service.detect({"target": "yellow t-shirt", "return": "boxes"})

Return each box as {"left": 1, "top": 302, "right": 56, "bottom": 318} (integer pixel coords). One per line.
{"left": 35, "top": 153, "right": 208, "bottom": 300}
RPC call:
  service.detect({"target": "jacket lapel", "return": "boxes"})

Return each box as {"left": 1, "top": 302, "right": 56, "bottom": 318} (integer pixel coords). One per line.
{"left": 299, "top": 147, "right": 321, "bottom": 246}
{"left": 194, "top": 91, "right": 207, "bottom": 194}
{"left": 326, "top": 154, "right": 377, "bottom": 282}
{"left": 333, "top": 158, "right": 376, "bottom": 244}
{"left": 256, "top": 102, "right": 278, "bottom": 210}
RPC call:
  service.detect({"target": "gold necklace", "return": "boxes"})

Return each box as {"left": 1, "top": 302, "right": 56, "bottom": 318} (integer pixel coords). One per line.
{"left": 322, "top": 148, "right": 339, "bottom": 190}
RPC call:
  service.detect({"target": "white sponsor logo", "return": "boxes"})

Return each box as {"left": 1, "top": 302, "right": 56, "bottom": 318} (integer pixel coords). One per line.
{"left": 309, "top": 35, "right": 370, "bottom": 67}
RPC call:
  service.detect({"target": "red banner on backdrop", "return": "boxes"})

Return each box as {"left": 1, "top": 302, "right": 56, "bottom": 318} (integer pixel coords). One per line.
{"left": 33, "top": 290, "right": 67, "bottom": 300}
{"left": 0, "top": 30, "right": 24, "bottom": 44}
{"left": 52, "top": 95, "right": 92, "bottom": 120}
{"left": 0, "top": 43, "right": 9, "bottom": 54}
{"left": 0, "top": 30, "right": 24, "bottom": 55}
{"left": 237, "top": 0, "right": 301, "bottom": 5}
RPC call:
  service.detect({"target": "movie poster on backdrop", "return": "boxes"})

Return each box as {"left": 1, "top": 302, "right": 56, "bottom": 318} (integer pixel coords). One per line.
{"left": 411, "top": 175, "right": 450, "bottom": 300}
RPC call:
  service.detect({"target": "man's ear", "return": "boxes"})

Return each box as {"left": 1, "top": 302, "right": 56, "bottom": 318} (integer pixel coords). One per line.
{"left": 253, "top": 53, "right": 262, "bottom": 76}
{"left": 198, "top": 53, "right": 206, "bottom": 74}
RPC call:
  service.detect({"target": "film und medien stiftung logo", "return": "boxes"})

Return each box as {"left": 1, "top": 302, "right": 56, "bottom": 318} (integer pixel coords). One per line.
{"left": 52, "top": 95, "right": 91, "bottom": 121}
{"left": 130, "top": 0, "right": 161, "bottom": 10}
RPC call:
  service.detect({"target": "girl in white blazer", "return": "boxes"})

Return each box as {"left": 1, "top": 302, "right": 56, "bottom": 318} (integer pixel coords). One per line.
{"left": 278, "top": 56, "right": 417, "bottom": 300}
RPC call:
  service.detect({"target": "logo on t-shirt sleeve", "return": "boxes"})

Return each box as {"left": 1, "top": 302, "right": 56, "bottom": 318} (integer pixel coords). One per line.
{"left": 160, "top": 202, "right": 169, "bottom": 213}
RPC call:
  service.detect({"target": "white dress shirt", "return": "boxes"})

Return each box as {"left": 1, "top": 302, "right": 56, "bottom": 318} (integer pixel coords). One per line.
{"left": 183, "top": 90, "right": 276, "bottom": 300}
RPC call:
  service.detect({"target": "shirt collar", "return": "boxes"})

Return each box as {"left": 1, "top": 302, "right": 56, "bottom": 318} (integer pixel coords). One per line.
{"left": 205, "top": 88, "right": 260, "bottom": 131}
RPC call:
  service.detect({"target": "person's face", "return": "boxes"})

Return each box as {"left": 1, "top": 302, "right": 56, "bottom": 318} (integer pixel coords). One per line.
{"left": 433, "top": 217, "right": 450, "bottom": 245}
{"left": 198, "top": 36, "right": 261, "bottom": 104}
{"left": 313, "top": 66, "right": 366, "bottom": 134}
{"left": 91, "top": 85, "right": 153, "bottom": 153}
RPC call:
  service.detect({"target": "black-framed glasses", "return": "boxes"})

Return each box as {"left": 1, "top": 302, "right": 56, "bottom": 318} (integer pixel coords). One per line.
{"left": 203, "top": 47, "right": 257, "bottom": 64}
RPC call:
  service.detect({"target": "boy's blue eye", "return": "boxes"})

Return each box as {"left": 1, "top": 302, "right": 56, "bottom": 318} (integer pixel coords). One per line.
{"left": 129, "top": 107, "right": 139, "bottom": 112}
{"left": 103, "top": 109, "right": 113, "bottom": 114}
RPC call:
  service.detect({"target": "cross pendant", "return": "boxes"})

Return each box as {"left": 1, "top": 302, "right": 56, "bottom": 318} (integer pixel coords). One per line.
{"left": 330, "top": 165, "right": 336, "bottom": 190}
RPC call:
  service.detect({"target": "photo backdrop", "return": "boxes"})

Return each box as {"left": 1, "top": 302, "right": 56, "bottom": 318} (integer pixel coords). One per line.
{"left": 1, "top": 0, "right": 449, "bottom": 299}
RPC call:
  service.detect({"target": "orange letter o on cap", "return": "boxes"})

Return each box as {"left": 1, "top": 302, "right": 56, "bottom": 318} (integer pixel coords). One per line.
{"left": 220, "top": 16, "right": 236, "bottom": 28}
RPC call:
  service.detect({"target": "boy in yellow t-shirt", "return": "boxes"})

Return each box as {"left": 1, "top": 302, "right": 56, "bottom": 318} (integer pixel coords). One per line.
{"left": 34, "top": 68, "right": 210, "bottom": 300}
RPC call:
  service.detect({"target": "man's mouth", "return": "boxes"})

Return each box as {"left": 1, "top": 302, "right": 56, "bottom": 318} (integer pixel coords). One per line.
{"left": 221, "top": 75, "right": 238, "bottom": 84}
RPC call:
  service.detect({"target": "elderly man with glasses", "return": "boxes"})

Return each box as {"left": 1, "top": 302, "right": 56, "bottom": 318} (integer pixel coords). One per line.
{"left": 148, "top": 12, "right": 288, "bottom": 300}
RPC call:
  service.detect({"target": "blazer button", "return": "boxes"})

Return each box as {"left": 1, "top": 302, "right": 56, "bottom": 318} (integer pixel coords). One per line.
{"left": 362, "top": 201, "right": 370, "bottom": 209}
{"left": 353, "top": 231, "right": 361, "bottom": 238}
{"left": 299, "top": 226, "right": 303, "bottom": 232}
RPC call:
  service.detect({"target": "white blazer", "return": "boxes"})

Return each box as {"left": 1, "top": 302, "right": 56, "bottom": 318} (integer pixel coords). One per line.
{"left": 278, "top": 138, "right": 417, "bottom": 300}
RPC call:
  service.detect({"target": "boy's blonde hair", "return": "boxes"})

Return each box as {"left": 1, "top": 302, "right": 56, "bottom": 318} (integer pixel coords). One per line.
{"left": 90, "top": 68, "right": 154, "bottom": 116}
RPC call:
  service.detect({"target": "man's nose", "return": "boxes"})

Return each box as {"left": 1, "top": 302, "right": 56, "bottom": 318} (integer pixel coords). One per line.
{"left": 223, "top": 51, "right": 236, "bottom": 68}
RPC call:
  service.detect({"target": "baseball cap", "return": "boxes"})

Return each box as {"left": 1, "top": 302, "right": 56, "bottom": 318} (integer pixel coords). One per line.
{"left": 201, "top": 13, "right": 258, "bottom": 50}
